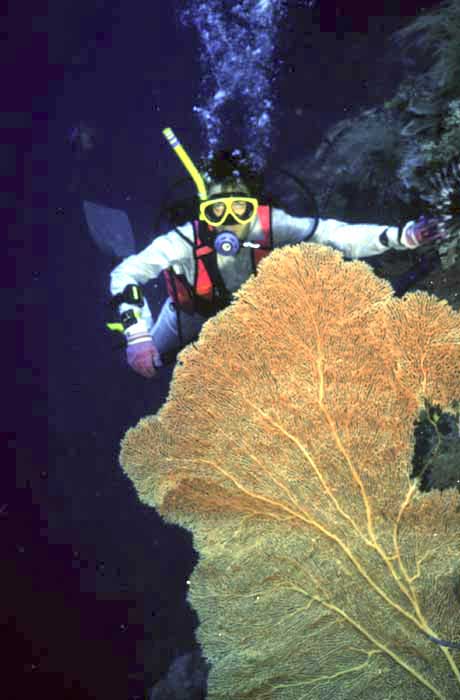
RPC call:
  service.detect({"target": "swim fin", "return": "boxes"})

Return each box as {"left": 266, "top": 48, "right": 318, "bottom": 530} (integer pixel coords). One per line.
{"left": 83, "top": 201, "right": 136, "bottom": 258}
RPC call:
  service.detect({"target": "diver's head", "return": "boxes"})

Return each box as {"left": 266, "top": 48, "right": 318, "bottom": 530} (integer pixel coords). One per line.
{"left": 201, "top": 147, "right": 263, "bottom": 195}
{"left": 200, "top": 149, "right": 263, "bottom": 237}
{"left": 208, "top": 179, "right": 251, "bottom": 230}
{"left": 204, "top": 181, "right": 256, "bottom": 238}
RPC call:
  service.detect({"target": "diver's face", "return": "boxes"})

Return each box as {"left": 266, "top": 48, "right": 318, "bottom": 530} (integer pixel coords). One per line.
{"left": 208, "top": 184, "right": 252, "bottom": 238}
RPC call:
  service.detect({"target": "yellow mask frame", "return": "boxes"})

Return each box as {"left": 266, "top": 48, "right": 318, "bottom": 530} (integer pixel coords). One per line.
{"left": 199, "top": 195, "right": 259, "bottom": 226}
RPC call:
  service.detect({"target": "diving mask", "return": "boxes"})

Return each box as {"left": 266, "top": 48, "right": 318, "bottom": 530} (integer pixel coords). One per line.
{"left": 199, "top": 193, "right": 259, "bottom": 226}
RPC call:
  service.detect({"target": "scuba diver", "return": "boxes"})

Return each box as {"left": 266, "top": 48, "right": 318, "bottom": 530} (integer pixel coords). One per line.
{"left": 109, "top": 128, "right": 446, "bottom": 379}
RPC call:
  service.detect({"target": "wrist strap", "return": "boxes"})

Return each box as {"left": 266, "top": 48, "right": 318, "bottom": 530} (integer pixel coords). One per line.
{"left": 126, "top": 331, "right": 152, "bottom": 346}
{"left": 120, "top": 309, "right": 139, "bottom": 329}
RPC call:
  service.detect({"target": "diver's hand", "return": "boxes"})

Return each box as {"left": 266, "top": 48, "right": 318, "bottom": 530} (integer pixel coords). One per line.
{"left": 126, "top": 336, "right": 162, "bottom": 379}
{"left": 401, "top": 215, "right": 447, "bottom": 249}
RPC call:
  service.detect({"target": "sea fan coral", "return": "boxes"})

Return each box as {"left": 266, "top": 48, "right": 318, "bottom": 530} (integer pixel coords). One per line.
{"left": 121, "top": 244, "right": 460, "bottom": 700}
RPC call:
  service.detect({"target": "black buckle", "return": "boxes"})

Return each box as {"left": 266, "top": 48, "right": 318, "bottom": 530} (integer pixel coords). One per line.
{"left": 120, "top": 310, "right": 138, "bottom": 329}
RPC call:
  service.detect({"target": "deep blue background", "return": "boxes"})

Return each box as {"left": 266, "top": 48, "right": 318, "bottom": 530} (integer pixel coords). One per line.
{"left": 9, "top": 1, "right": 441, "bottom": 698}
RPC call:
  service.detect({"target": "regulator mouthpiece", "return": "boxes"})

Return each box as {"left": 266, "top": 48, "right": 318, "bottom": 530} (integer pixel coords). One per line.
{"left": 214, "top": 231, "right": 241, "bottom": 256}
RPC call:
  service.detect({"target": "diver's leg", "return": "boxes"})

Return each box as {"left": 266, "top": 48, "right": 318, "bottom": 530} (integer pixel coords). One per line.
{"left": 150, "top": 298, "right": 206, "bottom": 361}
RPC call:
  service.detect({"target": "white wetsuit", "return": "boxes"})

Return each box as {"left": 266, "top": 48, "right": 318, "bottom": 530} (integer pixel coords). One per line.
{"left": 110, "top": 208, "right": 412, "bottom": 355}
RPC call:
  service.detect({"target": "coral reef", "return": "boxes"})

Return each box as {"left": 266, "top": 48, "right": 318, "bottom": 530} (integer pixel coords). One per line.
{"left": 272, "top": 0, "right": 460, "bottom": 272}
{"left": 419, "top": 158, "right": 460, "bottom": 269}
{"left": 121, "top": 243, "right": 460, "bottom": 699}
{"left": 393, "top": 0, "right": 460, "bottom": 102}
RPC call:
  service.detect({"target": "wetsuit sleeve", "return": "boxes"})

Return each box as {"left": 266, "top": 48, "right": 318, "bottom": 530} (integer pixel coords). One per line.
{"left": 271, "top": 208, "right": 412, "bottom": 259}
{"left": 270, "top": 208, "right": 318, "bottom": 245}
{"left": 109, "top": 223, "right": 194, "bottom": 332}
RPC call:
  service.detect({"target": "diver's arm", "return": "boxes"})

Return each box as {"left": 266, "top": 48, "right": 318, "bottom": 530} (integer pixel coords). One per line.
{"left": 271, "top": 208, "right": 412, "bottom": 259}
{"left": 110, "top": 223, "right": 194, "bottom": 332}
{"left": 308, "top": 217, "right": 412, "bottom": 258}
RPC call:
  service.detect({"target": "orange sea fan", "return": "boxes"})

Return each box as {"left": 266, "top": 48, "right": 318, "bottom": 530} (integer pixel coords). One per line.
{"left": 121, "top": 243, "right": 460, "bottom": 700}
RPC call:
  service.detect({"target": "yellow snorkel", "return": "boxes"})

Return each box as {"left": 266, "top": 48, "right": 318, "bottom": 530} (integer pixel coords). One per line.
{"left": 162, "top": 127, "right": 260, "bottom": 257}
{"left": 162, "top": 127, "right": 208, "bottom": 201}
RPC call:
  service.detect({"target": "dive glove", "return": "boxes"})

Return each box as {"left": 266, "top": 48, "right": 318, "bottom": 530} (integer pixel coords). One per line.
{"left": 125, "top": 323, "right": 162, "bottom": 379}
{"left": 402, "top": 215, "right": 446, "bottom": 249}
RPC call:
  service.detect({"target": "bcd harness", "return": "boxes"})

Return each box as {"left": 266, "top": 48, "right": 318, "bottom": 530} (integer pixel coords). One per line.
{"left": 163, "top": 204, "right": 274, "bottom": 320}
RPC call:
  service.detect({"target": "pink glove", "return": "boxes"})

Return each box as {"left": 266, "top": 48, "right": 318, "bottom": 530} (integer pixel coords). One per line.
{"left": 402, "top": 215, "right": 447, "bottom": 249}
{"left": 126, "top": 338, "right": 162, "bottom": 379}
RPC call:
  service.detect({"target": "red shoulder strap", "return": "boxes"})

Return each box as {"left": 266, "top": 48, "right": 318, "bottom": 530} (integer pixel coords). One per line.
{"left": 194, "top": 220, "right": 214, "bottom": 301}
{"left": 254, "top": 205, "right": 272, "bottom": 266}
